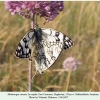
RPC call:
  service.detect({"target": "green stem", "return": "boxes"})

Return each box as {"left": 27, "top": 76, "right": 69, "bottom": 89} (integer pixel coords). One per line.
{"left": 65, "top": 70, "right": 72, "bottom": 91}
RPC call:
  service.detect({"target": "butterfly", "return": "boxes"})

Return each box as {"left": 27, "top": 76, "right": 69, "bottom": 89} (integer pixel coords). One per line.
{"left": 15, "top": 25, "right": 73, "bottom": 74}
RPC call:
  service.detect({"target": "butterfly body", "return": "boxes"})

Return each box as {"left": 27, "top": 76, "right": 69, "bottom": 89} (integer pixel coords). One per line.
{"left": 15, "top": 26, "right": 73, "bottom": 74}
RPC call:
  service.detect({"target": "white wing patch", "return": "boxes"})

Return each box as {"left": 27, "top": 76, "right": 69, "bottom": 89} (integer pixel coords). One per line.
{"left": 15, "top": 27, "right": 74, "bottom": 74}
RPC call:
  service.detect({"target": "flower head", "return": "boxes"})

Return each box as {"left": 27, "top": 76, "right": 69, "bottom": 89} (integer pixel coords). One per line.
{"left": 63, "top": 57, "right": 81, "bottom": 71}
{"left": 4, "top": 1, "right": 64, "bottom": 22}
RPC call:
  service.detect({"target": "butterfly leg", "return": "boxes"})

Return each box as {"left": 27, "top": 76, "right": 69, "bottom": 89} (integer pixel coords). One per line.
{"left": 29, "top": 57, "right": 33, "bottom": 61}
{"left": 28, "top": 52, "right": 33, "bottom": 61}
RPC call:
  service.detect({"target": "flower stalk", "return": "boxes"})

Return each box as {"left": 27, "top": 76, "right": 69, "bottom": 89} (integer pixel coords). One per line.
{"left": 28, "top": 60, "right": 32, "bottom": 91}
{"left": 28, "top": 15, "right": 35, "bottom": 91}
{"left": 65, "top": 70, "right": 72, "bottom": 91}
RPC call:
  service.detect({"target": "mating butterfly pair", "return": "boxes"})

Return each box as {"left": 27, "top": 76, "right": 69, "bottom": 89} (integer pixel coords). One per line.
{"left": 15, "top": 25, "right": 73, "bottom": 74}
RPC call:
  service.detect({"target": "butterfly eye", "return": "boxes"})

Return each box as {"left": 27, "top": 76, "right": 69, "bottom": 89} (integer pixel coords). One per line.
{"left": 64, "top": 46, "right": 67, "bottom": 49}
{"left": 41, "top": 72, "right": 44, "bottom": 74}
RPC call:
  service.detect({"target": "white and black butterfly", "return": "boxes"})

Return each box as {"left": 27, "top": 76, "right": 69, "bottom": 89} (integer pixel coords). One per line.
{"left": 15, "top": 25, "right": 73, "bottom": 74}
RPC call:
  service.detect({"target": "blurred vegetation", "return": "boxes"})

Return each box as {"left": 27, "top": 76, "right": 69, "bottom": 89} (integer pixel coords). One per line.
{"left": 0, "top": 1, "right": 100, "bottom": 91}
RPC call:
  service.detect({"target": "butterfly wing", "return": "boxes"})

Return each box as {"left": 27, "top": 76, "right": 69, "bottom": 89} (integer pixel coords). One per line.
{"left": 15, "top": 29, "right": 35, "bottom": 59}
{"left": 34, "top": 28, "right": 73, "bottom": 74}
{"left": 42, "top": 28, "right": 73, "bottom": 49}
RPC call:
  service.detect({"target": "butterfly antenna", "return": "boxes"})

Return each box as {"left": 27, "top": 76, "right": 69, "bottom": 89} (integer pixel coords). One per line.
{"left": 43, "top": 72, "right": 56, "bottom": 84}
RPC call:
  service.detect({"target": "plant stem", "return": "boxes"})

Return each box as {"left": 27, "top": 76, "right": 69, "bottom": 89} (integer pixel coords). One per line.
{"left": 65, "top": 70, "right": 72, "bottom": 91}
{"left": 28, "top": 61, "right": 32, "bottom": 91}
{"left": 28, "top": 15, "right": 35, "bottom": 92}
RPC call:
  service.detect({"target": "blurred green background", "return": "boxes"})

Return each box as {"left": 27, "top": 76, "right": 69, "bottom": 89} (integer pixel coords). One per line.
{"left": 0, "top": 1, "right": 100, "bottom": 91}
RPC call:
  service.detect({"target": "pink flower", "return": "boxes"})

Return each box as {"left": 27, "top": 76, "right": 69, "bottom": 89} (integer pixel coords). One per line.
{"left": 63, "top": 57, "right": 81, "bottom": 71}
{"left": 4, "top": 1, "right": 64, "bottom": 22}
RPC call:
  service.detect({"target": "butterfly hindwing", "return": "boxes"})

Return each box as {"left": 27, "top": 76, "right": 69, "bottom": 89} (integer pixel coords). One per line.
{"left": 15, "top": 29, "right": 35, "bottom": 59}
{"left": 34, "top": 35, "right": 63, "bottom": 73}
